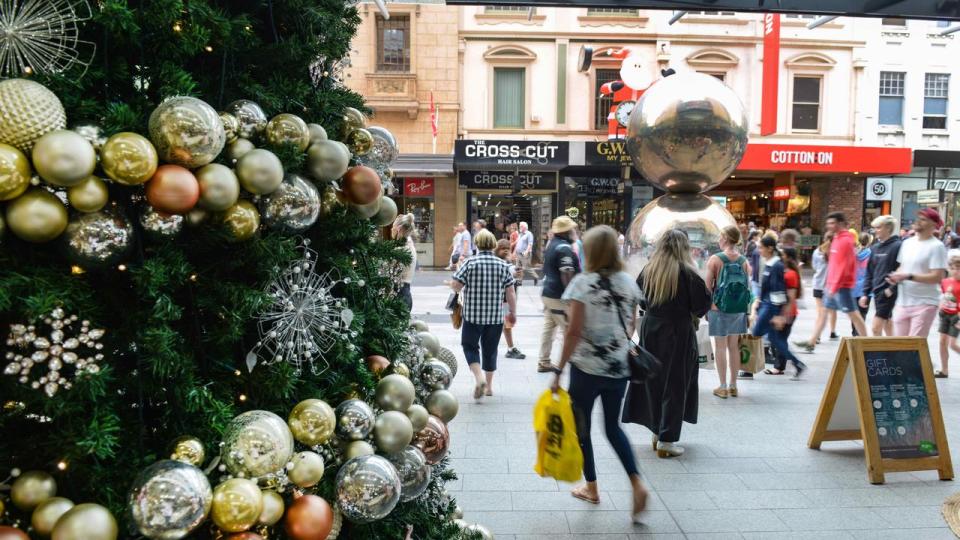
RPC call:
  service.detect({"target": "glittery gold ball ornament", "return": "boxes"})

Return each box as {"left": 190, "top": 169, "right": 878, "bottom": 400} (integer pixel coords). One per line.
{"left": 170, "top": 435, "right": 206, "bottom": 466}
{"left": 288, "top": 451, "right": 325, "bottom": 488}
{"left": 220, "top": 112, "right": 240, "bottom": 143}
{"left": 288, "top": 398, "right": 336, "bottom": 446}
{"left": 221, "top": 200, "right": 260, "bottom": 242}
{"left": 100, "top": 132, "right": 159, "bottom": 186}
{"left": 67, "top": 176, "right": 109, "bottom": 213}
{"left": 0, "top": 79, "right": 66, "bottom": 153}
{"left": 342, "top": 107, "right": 367, "bottom": 132}
{"left": 32, "top": 130, "right": 97, "bottom": 187}
{"left": 6, "top": 189, "right": 68, "bottom": 243}
{"left": 11, "top": 471, "right": 57, "bottom": 511}
{"left": 390, "top": 361, "right": 410, "bottom": 378}
{"left": 266, "top": 114, "right": 310, "bottom": 152}
{"left": 346, "top": 128, "right": 373, "bottom": 157}
{"left": 196, "top": 163, "right": 240, "bottom": 211}
{"left": 0, "top": 143, "right": 31, "bottom": 200}
{"left": 307, "top": 123, "right": 327, "bottom": 145}
{"left": 224, "top": 138, "right": 255, "bottom": 165}
{"left": 225, "top": 100, "right": 268, "bottom": 140}
{"left": 32, "top": 498, "right": 74, "bottom": 537}
{"left": 257, "top": 491, "right": 284, "bottom": 526}
{"left": 236, "top": 149, "right": 283, "bottom": 195}
{"left": 319, "top": 188, "right": 341, "bottom": 214}
{"left": 50, "top": 503, "right": 117, "bottom": 540}
{"left": 148, "top": 96, "right": 226, "bottom": 169}
{"left": 210, "top": 479, "right": 263, "bottom": 534}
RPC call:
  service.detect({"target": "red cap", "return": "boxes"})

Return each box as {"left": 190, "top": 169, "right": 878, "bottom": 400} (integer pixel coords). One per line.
{"left": 918, "top": 207, "right": 944, "bottom": 228}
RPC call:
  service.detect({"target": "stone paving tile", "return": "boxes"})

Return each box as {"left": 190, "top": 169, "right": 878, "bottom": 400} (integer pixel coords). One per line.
{"left": 681, "top": 457, "right": 775, "bottom": 474}
{"left": 646, "top": 473, "right": 748, "bottom": 491}
{"left": 626, "top": 534, "right": 685, "bottom": 540}
{"left": 876, "top": 505, "right": 951, "bottom": 529}
{"left": 706, "top": 489, "right": 816, "bottom": 509}
{"left": 847, "top": 528, "right": 956, "bottom": 539}
{"left": 685, "top": 534, "right": 745, "bottom": 540}
{"left": 608, "top": 490, "right": 668, "bottom": 512}
{"left": 799, "top": 487, "right": 911, "bottom": 507}
{"left": 773, "top": 508, "right": 891, "bottom": 531}
{"left": 671, "top": 509, "right": 789, "bottom": 533}
{"left": 461, "top": 472, "right": 559, "bottom": 492}
{"left": 516, "top": 536, "right": 630, "bottom": 540}
{"left": 742, "top": 532, "right": 856, "bottom": 540}
{"left": 567, "top": 510, "right": 681, "bottom": 534}
{"left": 454, "top": 490, "right": 514, "bottom": 511}
{"left": 472, "top": 511, "right": 571, "bottom": 535}
{"left": 656, "top": 490, "right": 718, "bottom": 510}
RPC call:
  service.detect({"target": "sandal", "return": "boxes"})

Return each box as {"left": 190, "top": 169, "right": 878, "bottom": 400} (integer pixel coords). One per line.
{"left": 473, "top": 381, "right": 487, "bottom": 400}
{"left": 571, "top": 485, "right": 600, "bottom": 504}
{"left": 632, "top": 487, "right": 649, "bottom": 523}
{"left": 651, "top": 434, "right": 658, "bottom": 452}
{"left": 936, "top": 371, "right": 949, "bottom": 379}
{"left": 763, "top": 368, "right": 784, "bottom": 375}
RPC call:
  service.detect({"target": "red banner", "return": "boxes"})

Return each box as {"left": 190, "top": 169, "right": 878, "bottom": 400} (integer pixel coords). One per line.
{"left": 403, "top": 178, "right": 434, "bottom": 197}
{"left": 737, "top": 144, "right": 913, "bottom": 174}
{"left": 760, "top": 13, "right": 780, "bottom": 136}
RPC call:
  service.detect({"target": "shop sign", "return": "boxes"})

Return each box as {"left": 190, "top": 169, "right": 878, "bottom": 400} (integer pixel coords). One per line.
{"left": 403, "top": 178, "right": 434, "bottom": 197}
{"left": 572, "top": 177, "right": 621, "bottom": 197}
{"left": 585, "top": 141, "right": 633, "bottom": 166}
{"left": 866, "top": 178, "right": 892, "bottom": 201}
{"left": 799, "top": 235, "right": 822, "bottom": 247}
{"left": 455, "top": 140, "right": 568, "bottom": 170}
{"left": 737, "top": 144, "right": 912, "bottom": 175}
{"left": 934, "top": 179, "right": 960, "bottom": 193}
{"left": 772, "top": 187, "right": 791, "bottom": 200}
{"left": 917, "top": 189, "right": 941, "bottom": 205}
{"left": 457, "top": 170, "right": 557, "bottom": 191}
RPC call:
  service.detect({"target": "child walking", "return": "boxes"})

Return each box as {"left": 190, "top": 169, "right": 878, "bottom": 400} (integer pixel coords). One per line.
{"left": 936, "top": 255, "right": 960, "bottom": 378}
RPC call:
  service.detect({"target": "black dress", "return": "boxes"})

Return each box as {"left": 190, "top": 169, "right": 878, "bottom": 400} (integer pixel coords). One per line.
{"left": 622, "top": 265, "right": 711, "bottom": 443}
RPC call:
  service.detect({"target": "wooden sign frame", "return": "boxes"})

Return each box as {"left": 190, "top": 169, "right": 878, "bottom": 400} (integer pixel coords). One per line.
{"left": 808, "top": 337, "right": 954, "bottom": 484}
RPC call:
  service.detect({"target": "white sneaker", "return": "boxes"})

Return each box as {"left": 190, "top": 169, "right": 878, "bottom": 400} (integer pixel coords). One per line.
{"left": 656, "top": 441, "right": 685, "bottom": 458}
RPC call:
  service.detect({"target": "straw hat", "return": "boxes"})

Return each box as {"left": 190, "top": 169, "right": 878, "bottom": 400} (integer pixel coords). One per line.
{"left": 550, "top": 216, "right": 577, "bottom": 234}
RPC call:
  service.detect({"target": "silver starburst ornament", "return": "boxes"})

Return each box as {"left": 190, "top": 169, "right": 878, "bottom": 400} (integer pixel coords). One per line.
{"left": 246, "top": 243, "right": 355, "bottom": 375}
{"left": 0, "top": 0, "right": 96, "bottom": 77}
{"left": 2, "top": 307, "right": 105, "bottom": 397}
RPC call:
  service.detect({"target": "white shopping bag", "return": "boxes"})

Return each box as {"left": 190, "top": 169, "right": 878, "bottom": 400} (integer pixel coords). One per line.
{"left": 696, "top": 321, "right": 715, "bottom": 370}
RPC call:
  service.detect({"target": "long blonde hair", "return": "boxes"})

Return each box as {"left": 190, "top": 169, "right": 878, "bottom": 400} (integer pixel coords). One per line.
{"left": 392, "top": 213, "right": 416, "bottom": 240}
{"left": 583, "top": 225, "right": 624, "bottom": 275}
{"left": 641, "top": 229, "right": 696, "bottom": 306}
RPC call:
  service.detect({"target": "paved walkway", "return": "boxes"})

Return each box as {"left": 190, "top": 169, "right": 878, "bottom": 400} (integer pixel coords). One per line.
{"left": 411, "top": 271, "right": 960, "bottom": 539}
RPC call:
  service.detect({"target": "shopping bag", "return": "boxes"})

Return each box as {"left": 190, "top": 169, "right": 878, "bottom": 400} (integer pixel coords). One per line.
{"left": 697, "top": 321, "right": 715, "bottom": 370}
{"left": 532, "top": 389, "right": 583, "bottom": 482}
{"left": 739, "top": 335, "right": 765, "bottom": 374}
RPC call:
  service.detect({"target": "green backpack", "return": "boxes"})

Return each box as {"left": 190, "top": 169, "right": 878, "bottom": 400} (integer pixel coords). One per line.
{"left": 713, "top": 253, "right": 751, "bottom": 314}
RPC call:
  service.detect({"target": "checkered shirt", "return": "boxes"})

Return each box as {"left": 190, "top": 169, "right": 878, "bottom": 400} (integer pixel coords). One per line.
{"left": 453, "top": 251, "right": 516, "bottom": 325}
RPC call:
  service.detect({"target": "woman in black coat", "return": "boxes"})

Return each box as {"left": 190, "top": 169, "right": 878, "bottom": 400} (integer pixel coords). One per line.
{"left": 623, "top": 229, "right": 711, "bottom": 458}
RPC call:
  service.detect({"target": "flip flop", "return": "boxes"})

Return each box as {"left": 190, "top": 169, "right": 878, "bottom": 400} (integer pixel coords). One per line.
{"left": 936, "top": 371, "right": 949, "bottom": 379}
{"left": 763, "top": 368, "right": 784, "bottom": 375}
{"left": 571, "top": 487, "right": 600, "bottom": 505}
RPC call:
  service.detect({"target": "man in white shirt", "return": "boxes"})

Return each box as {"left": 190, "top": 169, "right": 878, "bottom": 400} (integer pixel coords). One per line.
{"left": 886, "top": 208, "right": 949, "bottom": 337}
{"left": 513, "top": 221, "right": 535, "bottom": 284}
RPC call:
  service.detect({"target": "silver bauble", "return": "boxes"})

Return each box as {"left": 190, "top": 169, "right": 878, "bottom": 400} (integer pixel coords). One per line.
{"left": 307, "top": 140, "right": 350, "bottom": 183}
{"left": 405, "top": 405, "right": 429, "bottom": 433}
{"left": 73, "top": 124, "right": 108, "bottom": 153}
{"left": 419, "top": 359, "right": 452, "bottom": 390}
{"left": 128, "top": 460, "right": 212, "bottom": 540}
{"left": 220, "top": 410, "right": 295, "bottom": 478}
{"left": 436, "top": 347, "right": 458, "bottom": 379}
{"left": 375, "top": 374, "right": 416, "bottom": 412}
{"left": 195, "top": 163, "right": 240, "bottom": 212}
{"left": 259, "top": 173, "right": 320, "bottom": 233}
{"left": 387, "top": 446, "right": 430, "bottom": 502}
{"left": 625, "top": 72, "right": 748, "bottom": 194}
{"left": 425, "top": 389, "right": 459, "bottom": 424}
{"left": 335, "top": 399, "right": 375, "bottom": 441}
{"left": 335, "top": 455, "right": 401, "bottom": 524}
{"left": 417, "top": 332, "right": 441, "bottom": 357}
{"left": 373, "top": 411, "right": 414, "bottom": 454}
{"left": 307, "top": 123, "right": 328, "bottom": 145}
{"left": 372, "top": 196, "right": 398, "bottom": 227}
{"left": 225, "top": 100, "right": 268, "bottom": 140}
{"left": 236, "top": 148, "right": 283, "bottom": 195}
{"left": 345, "top": 440, "right": 376, "bottom": 460}
{"left": 224, "top": 138, "right": 255, "bottom": 164}
{"left": 355, "top": 126, "right": 399, "bottom": 169}
{"left": 140, "top": 206, "right": 185, "bottom": 240}
{"left": 63, "top": 210, "right": 134, "bottom": 268}
{"left": 628, "top": 193, "right": 738, "bottom": 271}
{"left": 148, "top": 96, "right": 226, "bottom": 169}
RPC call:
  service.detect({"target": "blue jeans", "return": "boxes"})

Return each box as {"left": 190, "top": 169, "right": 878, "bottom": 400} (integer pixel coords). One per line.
{"left": 753, "top": 302, "right": 806, "bottom": 372}
{"left": 568, "top": 365, "right": 639, "bottom": 483}
{"left": 461, "top": 320, "right": 503, "bottom": 372}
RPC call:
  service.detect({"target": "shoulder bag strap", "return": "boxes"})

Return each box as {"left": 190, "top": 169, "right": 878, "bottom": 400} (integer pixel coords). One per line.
{"left": 597, "top": 276, "right": 639, "bottom": 347}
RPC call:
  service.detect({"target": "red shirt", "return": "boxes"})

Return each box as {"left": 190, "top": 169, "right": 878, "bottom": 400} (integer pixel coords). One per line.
{"left": 785, "top": 269, "right": 800, "bottom": 318}
{"left": 940, "top": 277, "right": 960, "bottom": 315}
{"left": 826, "top": 229, "right": 857, "bottom": 294}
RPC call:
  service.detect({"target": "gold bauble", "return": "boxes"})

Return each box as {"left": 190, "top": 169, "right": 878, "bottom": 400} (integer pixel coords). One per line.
{"left": 11, "top": 471, "right": 57, "bottom": 511}
{"left": 373, "top": 196, "right": 398, "bottom": 227}
{"left": 288, "top": 451, "right": 325, "bottom": 488}
{"left": 0, "top": 143, "right": 31, "bottom": 200}
{"left": 391, "top": 361, "right": 410, "bottom": 378}
{"left": 225, "top": 100, "right": 268, "bottom": 140}
{"left": 406, "top": 404, "right": 429, "bottom": 432}
{"left": 221, "top": 200, "right": 260, "bottom": 241}
{"left": 67, "top": 176, "right": 109, "bottom": 213}
{"left": 426, "top": 389, "right": 459, "bottom": 423}
{"left": 307, "top": 123, "right": 327, "bottom": 145}
{"left": 50, "top": 503, "right": 117, "bottom": 540}
{"left": 319, "top": 189, "right": 341, "bottom": 214}
{"left": 196, "top": 163, "right": 240, "bottom": 211}
{"left": 211, "top": 478, "right": 263, "bottom": 533}
{"left": 32, "top": 130, "right": 97, "bottom": 187}
{"left": 346, "top": 128, "right": 373, "bottom": 156}
{"left": 257, "top": 491, "right": 285, "bottom": 526}
{"left": 0, "top": 498, "right": 5, "bottom": 516}
{"left": 344, "top": 440, "right": 375, "bottom": 460}
{"left": 266, "top": 114, "right": 310, "bottom": 152}
{"left": 351, "top": 198, "right": 381, "bottom": 219}
{"left": 148, "top": 96, "right": 226, "bottom": 169}
{"left": 288, "top": 398, "right": 336, "bottom": 446}
{"left": 236, "top": 149, "right": 283, "bottom": 195}
{"left": 307, "top": 140, "right": 351, "bottom": 183}
{"left": 32, "top": 497, "right": 74, "bottom": 537}
{"left": 0, "top": 79, "right": 66, "bottom": 153}
{"left": 224, "top": 138, "right": 255, "bottom": 164}
{"left": 6, "top": 189, "right": 68, "bottom": 243}
{"left": 220, "top": 112, "right": 241, "bottom": 143}
{"left": 342, "top": 107, "right": 367, "bottom": 132}
{"left": 170, "top": 435, "right": 206, "bottom": 466}
{"left": 100, "top": 132, "right": 158, "bottom": 186}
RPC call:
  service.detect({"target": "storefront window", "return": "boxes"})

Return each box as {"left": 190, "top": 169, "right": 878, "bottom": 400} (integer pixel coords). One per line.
{"left": 400, "top": 178, "right": 436, "bottom": 267}
{"left": 560, "top": 176, "right": 629, "bottom": 233}
{"left": 901, "top": 191, "right": 919, "bottom": 230}
{"left": 468, "top": 192, "right": 555, "bottom": 262}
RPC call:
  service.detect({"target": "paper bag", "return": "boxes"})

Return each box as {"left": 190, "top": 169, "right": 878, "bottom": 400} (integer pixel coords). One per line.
{"left": 739, "top": 334, "right": 765, "bottom": 374}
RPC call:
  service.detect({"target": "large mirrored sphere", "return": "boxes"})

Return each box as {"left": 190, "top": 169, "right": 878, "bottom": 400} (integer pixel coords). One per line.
{"left": 627, "top": 193, "right": 737, "bottom": 272}
{"left": 626, "top": 72, "right": 748, "bottom": 194}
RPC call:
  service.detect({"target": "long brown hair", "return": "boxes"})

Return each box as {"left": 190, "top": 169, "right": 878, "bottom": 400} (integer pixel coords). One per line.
{"left": 641, "top": 229, "right": 696, "bottom": 306}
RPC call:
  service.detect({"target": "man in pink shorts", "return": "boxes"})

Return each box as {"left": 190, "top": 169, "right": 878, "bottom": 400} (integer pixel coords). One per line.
{"left": 886, "top": 208, "right": 949, "bottom": 337}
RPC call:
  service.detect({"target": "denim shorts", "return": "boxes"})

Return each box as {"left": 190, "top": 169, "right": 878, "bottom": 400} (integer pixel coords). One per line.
{"left": 824, "top": 288, "right": 857, "bottom": 313}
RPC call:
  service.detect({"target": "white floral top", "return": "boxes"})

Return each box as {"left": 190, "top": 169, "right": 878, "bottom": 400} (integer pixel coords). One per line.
{"left": 562, "top": 271, "right": 641, "bottom": 378}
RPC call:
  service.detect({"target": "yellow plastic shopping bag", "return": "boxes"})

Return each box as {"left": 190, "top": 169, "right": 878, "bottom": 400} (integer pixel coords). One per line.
{"left": 532, "top": 388, "right": 583, "bottom": 482}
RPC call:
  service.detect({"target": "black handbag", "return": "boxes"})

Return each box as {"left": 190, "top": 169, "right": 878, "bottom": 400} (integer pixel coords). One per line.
{"left": 599, "top": 277, "right": 662, "bottom": 383}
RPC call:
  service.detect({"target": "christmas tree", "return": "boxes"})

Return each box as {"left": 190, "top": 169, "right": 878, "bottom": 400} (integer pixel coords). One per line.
{"left": 0, "top": 1, "right": 476, "bottom": 538}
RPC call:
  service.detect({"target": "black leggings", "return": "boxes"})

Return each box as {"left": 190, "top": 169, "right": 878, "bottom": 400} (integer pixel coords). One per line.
{"left": 568, "top": 365, "right": 639, "bottom": 483}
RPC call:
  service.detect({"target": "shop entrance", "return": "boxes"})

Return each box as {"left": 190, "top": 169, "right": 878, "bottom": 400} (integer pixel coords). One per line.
{"left": 560, "top": 177, "right": 628, "bottom": 234}
{"left": 467, "top": 191, "right": 555, "bottom": 262}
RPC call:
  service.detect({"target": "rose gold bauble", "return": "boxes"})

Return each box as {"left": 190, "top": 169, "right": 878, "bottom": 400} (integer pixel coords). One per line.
{"left": 0, "top": 527, "right": 29, "bottom": 540}
{"left": 340, "top": 166, "right": 381, "bottom": 206}
{"left": 146, "top": 165, "right": 200, "bottom": 215}
{"left": 284, "top": 495, "right": 334, "bottom": 540}
{"left": 225, "top": 534, "right": 264, "bottom": 540}
{"left": 365, "top": 355, "right": 391, "bottom": 375}
{"left": 413, "top": 415, "right": 450, "bottom": 465}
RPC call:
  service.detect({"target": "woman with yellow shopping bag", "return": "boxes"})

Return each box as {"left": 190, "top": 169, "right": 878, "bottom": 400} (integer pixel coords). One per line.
{"left": 547, "top": 225, "right": 649, "bottom": 522}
